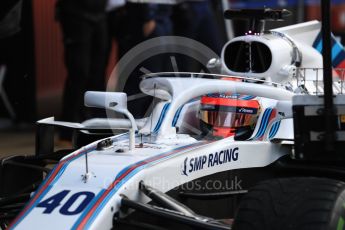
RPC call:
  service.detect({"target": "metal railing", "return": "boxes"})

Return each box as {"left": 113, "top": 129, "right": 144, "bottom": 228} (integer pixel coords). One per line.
{"left": 295, "top": 68, "right": 345, "bottom": 95}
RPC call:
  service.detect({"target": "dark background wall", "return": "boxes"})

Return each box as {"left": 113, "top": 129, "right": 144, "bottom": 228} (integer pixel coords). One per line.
{"left": 0, "top": 0, "right": 36, "bottom": 123}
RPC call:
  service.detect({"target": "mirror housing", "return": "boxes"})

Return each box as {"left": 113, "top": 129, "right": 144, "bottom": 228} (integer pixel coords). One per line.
{"left": 85, "top": 91, "right": 128, "bottom": 113}
{"left": 84, "top": 91, "right": 137, "bottom": 150}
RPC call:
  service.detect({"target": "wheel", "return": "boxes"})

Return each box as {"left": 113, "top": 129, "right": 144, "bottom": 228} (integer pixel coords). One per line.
{"left": 233, "top": 177, "right": 345, "bottom": 230}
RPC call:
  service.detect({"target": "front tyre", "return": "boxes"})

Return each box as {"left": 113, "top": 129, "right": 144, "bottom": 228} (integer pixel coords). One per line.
{"left": 233, "top": 177, "right": 345, "bottom": 230}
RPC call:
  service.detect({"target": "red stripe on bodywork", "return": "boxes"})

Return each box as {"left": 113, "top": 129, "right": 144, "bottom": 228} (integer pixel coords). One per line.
{"left": 8, "top": 149, "right": 89, "bottom": 229}
{"left": 337, "top": 60, "right": 345, "bottom": 69}
{"left": 76, "top": 143, "right": 206, "bottom": 229}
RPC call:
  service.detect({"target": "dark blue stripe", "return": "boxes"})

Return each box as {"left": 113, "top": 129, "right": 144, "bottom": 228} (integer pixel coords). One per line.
{"left": 316, "top": 40, "right": 323, "bottom": 52}
{"left": 269, "top": 121, "right": 281, "bottom": 139}
{"left": 172, "top": 106, "right": 184, "bottom": 127}
{"left": 269, "top": 123, "right": 279, "bottom": 138}
{"left": 314, "top": 33, "right": 337, "bottom": 53}
{"left": 79, "top": 142, "right": 206, "bottom": 229}
{"left": 332, "top": 43, "right": 342, "bottom": 60}
{"left": 272, "top": 122, "right": 281, "bottom": 138}
{"left": 254, "top": 109, "right": 272, "bottom": 140}
{"left": 273, "top": 121, "right": 281, "bottom": 138}
{"left": 256, "top": 109, "right": 272, "bottom": 139}
{"left": 333, "top": 47, "right": 345, "bottom": 67}
{"left": 312, "top": 32, "right": 322, "bottom": 49}
{"left": 330, "top": 36, "right": 344, "bottom": 67}
{"left": 252, "top": 110, "right": 269, "bottom": 140}
{"left": 269, "top": 123, "right": 278, "bottom": 138}
{"left": 10, "top": 147, "right": 97, "bottom": 229}
{"left": 153, "top": 103, "right": 170, "bottom": 133}
{"left": 71, "top": 189, "right": 107, "bottom": 229}
{"left": 313, "top": 32, "right": 345, "bottom": 68}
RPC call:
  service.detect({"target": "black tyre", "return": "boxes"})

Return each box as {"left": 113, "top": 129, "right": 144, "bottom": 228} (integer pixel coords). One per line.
{"left": 233, "top": 177, "right": 345, "bottom": 230}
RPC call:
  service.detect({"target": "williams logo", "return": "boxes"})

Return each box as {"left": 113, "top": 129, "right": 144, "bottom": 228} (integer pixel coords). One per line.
{"left": 238, "top": 107, "right": 257, "bottom": 114}
{"left": 181, "top": 157, "right": 188, "bottom": 176}
{"left": 181, "top": 147, "right": 239, "bottom": 176}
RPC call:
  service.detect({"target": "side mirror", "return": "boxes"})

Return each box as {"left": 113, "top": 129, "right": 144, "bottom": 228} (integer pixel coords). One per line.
{"left": 84, "top": 91, "right": 128, "bottom": 113}
{"left": 84, "top": 91, "right": 137, "bottom": 150}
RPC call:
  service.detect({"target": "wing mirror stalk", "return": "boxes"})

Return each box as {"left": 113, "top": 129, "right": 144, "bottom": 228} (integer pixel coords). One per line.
{"left": 84, "top": 91, "right": 138, "bottom": 150}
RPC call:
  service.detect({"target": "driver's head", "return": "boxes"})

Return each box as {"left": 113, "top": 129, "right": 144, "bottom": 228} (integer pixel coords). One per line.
{"left": 199, "top": 93, "right": 260, "bottom": 139}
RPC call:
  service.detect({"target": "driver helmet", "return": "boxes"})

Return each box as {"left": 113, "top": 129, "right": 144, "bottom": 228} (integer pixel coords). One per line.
{"left": 199, "top": 93, "right": 260, "bottom": 139}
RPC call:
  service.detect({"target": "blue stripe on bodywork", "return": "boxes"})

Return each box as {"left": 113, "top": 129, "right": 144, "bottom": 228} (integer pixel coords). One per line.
{"left": 334, "top": 51, "right": 345, "bottom": 67}
{"left": 269, "top": 121, "right": 281, "bottom": 139}
{"left": 317, "top": 40, "right": 323, "bottom": 52}
{"left": 312, "top": 32, "right": 322, "bottom": 49}
{"left": 153, "top": 103, "right": 170, "bottom": 133}
{"left": 253, "top": 109, "right": 272, "bottom": 140}
{"left": 313, "top": 32, "right": 345, "bottom": 68}
{"left": 332, "top": 43, "right": 342, "bottom": 60}
{"left": 77, "top": 142, "right": 207, "bottom": 229}
{"left": 257, "top": 109, "right": 272, "bottom": 138}
{"left": 71, "top": 189, "right": 107, "bottom": 228}
{"left": 172, "top": 106, "right": 184, "bottom": 127}
{"left": 10, "top": 147, "right": 96, "bottom": 229}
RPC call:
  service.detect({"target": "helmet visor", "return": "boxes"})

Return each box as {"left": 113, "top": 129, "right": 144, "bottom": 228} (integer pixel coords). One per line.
{"left": 200, "top": 110, "right": 257, "bottom": 128}
{"left": 200, "top": 97, "right": 260, "bottom": 129}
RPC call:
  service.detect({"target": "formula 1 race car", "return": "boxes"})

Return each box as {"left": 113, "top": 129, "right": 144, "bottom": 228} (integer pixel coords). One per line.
{"left": 2, "top": 8, "right": 345, "bottom": 230}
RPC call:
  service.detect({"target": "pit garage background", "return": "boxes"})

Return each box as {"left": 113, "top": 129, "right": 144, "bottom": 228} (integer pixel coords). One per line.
{"left": 0, "top": 0, "right": 344, "bottom": 155}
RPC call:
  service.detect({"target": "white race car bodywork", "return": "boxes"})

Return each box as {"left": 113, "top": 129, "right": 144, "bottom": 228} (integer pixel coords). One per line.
{"left": 11, "top": 136, "right": 288, "bottom": 229}
{"left": 9, "top": 20, "right": 344, "bottom": 229}
{"left": 10, "top": 76, "right": 293, "bottom": 229}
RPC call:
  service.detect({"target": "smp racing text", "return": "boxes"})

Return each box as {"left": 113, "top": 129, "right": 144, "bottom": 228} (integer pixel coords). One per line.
{"left": 182, "top": 147, "right": 239, "bottom": 176}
